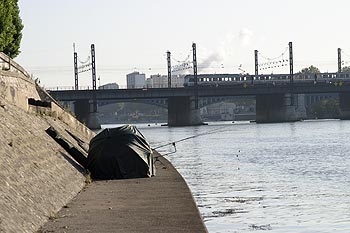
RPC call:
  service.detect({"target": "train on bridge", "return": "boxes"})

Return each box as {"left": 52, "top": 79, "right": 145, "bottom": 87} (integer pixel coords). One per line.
{"left": 183, "top": 72, "right": 350, "bottom": 87}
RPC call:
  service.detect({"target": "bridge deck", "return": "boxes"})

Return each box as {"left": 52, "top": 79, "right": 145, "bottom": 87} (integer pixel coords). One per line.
{"left": 50, "top": 81, "right": 350, "bottom": 101}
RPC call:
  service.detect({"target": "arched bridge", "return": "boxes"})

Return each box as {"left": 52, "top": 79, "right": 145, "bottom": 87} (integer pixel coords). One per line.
{"left": 97, "top": 97, "right": 240, "bottom": 109}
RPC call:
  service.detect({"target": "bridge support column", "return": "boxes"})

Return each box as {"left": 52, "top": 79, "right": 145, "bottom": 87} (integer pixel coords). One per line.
{"left": 256, "top": 94, "right": 298, "bottom": 123}
{"left": 74, "top": 100, "right": 101, "bottom": 129}
{"left": 168, "top": 96, "right": 203, "bottom": 126}
{"left": 295, "top": 94, "right": 307, "bottom": 120}
{"left": 339, "top": 93, "right": 350, "bottom": 119}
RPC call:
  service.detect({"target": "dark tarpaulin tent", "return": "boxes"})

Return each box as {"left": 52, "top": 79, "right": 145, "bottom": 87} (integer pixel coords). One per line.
{"left": 87, "top": 125, "right": 155, "bottom": 180}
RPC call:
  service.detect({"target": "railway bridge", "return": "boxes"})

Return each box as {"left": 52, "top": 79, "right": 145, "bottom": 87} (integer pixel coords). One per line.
{"left": 49, "top": 73, "right": 350, "bottom": 128}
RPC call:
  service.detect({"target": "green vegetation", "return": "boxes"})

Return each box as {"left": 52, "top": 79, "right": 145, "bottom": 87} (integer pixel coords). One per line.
{"left": 299, "top": 65, "right": 320, "bottom": 74}
{"left": 98, "top": 102, "right": 168, "bottom": 123}
{"left": 0, "top": 0, "right": 23, "bottom": 58}
{"left": 309, "top": 98, "right": 340, "bottom": 119}
{"left": 342, "top": 66, "right": 350, "bottom": 72}
{"left": 299, "top": 65, "right": 341, "bottom": 119}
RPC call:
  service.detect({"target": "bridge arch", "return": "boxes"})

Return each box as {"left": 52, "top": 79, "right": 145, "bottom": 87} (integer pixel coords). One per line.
{"left": 97, "top": 96, "right": 252, "bottom": 110}
{"left": 98, "top": 99, "right": 168, "bottom": 109}
{"left": 96, "top": 100, "right": 168, "bottom": 124}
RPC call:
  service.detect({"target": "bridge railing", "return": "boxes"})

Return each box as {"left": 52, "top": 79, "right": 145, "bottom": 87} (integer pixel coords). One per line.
{"left": 46, "top": 85, "right": 129, "bottom": 91}
{"left": 46, "top": 86, "right": 91, "bottom": 91}
{"left": 46, "top": 84, "right": 184, "bottom": 91}
{"left": 46, "top": 71, "right": 350, "bottom": 91}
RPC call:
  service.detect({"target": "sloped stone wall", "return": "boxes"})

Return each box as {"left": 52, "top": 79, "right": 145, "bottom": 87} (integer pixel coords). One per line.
{"left": 0, "top": 70, "right": 95, "bottom": 232}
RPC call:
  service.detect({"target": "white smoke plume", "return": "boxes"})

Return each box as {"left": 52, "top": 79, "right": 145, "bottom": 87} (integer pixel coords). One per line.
{"left": 238, "top": 28, "right": 253, "bottom": 46}
{"left": 198, "top": 51, "right": 224, "bottom": 72}
{"left": 191, "top": 28, "right": 254, "bottom": 74}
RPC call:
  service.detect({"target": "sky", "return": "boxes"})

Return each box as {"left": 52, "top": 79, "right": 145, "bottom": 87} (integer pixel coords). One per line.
{"left": 15, "top": 0, "right": 350, "bottom": 89}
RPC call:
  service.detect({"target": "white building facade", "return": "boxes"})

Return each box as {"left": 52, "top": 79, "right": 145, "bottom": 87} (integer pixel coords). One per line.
{"left": 126, "top": 72, "right": 146, "bottom": 89}
{"left": 146, "top": 74, "right": 184, "bottom": 88}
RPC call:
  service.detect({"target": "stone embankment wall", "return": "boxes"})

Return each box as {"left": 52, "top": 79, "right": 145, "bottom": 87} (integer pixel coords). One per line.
{"left": 0, "top": 67, "right": 95, "bottom": 232}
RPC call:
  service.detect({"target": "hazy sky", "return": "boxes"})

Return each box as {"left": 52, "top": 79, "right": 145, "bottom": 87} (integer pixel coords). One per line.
{"left": 15, "top": 0, "right": 350, "bottom": 88}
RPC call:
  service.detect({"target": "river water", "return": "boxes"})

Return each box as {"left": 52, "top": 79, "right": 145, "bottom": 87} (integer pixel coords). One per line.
{"left": 102, "top": 120, "right": 350, "bottom": 233}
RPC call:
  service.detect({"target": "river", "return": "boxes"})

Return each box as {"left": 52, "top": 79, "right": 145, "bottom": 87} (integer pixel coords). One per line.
{"left": 102, "top": 120, "right": 350, "bottom": 233}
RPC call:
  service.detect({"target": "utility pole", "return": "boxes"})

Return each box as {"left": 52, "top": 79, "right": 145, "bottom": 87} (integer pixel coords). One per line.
{"left": 91, "top": 44, "right": 97, "bottom": 91}
{"left": 192, "top": 42, "right": 198, "bottom": 109}
{"left": 254, "top": 50, "right": 259, "bottom": 76}
{"left": 167, "top": 51, "right": 171, "bottom": 88}
{"left": 289, "top": 41, "right": 294, "bottom": 105}
{"left": 91, "top": 44, "right": 97, "bottom": 113}
{"left": 338, "top": 48, "right": 342, "bottom": 73}
{"left": 73, "top": 43, "right": 78, "bottom": 90}
{"left": 253, "top": 49, "right": 259, "bottom": 84}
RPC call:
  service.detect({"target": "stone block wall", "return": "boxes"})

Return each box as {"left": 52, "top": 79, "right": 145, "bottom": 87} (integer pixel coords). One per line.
{"left": 0, "top": 70, "right": 39, "bottom": 111}
{"left": 0, "top": 67, "right": 95, "bottom": 232}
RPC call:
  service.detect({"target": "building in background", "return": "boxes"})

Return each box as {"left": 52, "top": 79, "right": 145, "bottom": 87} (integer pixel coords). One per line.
{"left": 126, "top": 72, "right": 146, "bottom": 89}
{"left": 146, "top": 74, "right": 184, "bottom": 88}
{"left": 171, "top": 74, "right": 185, "bottom": 87}
{"left": 146, "top": 74, "right": 167, "bottom": 88}
{"left": 98, "top": 83, "right": 119, "bottom": 89}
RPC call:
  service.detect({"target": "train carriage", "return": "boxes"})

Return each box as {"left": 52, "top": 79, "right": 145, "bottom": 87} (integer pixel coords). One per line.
{"left": 184, "top": 72, "right": 350, "bottom": 87}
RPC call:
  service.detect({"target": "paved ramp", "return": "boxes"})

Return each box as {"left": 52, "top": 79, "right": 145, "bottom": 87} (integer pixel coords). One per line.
{"left": 41, "top": 153, "right": 208, "bottom": 233}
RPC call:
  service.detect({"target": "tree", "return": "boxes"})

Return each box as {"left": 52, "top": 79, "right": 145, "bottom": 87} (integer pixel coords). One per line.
{"left": 0, "top": 0, "right": 23, "bottom": 58}
{"left": 299, "top": 65, "right": 321, "bottom": 74}
{"left": 342, "top": 66, "right": 350, "bottom": 72}
{"left": 310, "top": 99, "right": 340, "bottom": 119}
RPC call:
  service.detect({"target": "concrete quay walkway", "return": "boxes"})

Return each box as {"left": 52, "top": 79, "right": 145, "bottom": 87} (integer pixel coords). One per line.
{"left": 40, "top": 153, "right": 208, "bottom": 233}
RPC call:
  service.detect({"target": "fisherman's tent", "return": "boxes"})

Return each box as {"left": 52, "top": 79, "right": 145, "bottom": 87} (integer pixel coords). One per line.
{"left": 87, "top": 125, "right": 155, "bottom": 180}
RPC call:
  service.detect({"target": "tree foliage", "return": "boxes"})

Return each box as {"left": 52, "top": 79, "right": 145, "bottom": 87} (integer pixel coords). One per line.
{"left": 299, "top": 65, "right": 321, "bottom": 74}
{"left": 341, "top": 66, "right": 350, "bottom": 72}
{"left": 310, "top": 99, "right": 340, "bottom": 119}
{"left": 0, "top": 0, "right": 23, "bottom": 58}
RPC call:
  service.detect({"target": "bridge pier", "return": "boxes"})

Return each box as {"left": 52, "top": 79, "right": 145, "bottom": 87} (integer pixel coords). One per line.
{"left": 295, "top": 94, "right": 307, "bottom": 120}
{"left": 339, "top": 93, "right": 350, "bottom": 119}
{"left": 256, "top": 94, "right": 298, "bottom": 123}
{"left": 167, "top": 96, "right": 203, "bottom": 126}
{"left": 74, "top": 100, "right": 101, "bottom": 129}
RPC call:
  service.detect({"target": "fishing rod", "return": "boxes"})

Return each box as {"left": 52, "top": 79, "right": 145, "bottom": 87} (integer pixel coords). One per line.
{"left": 152, "top": 126, "right": 229, "bottom": 151}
